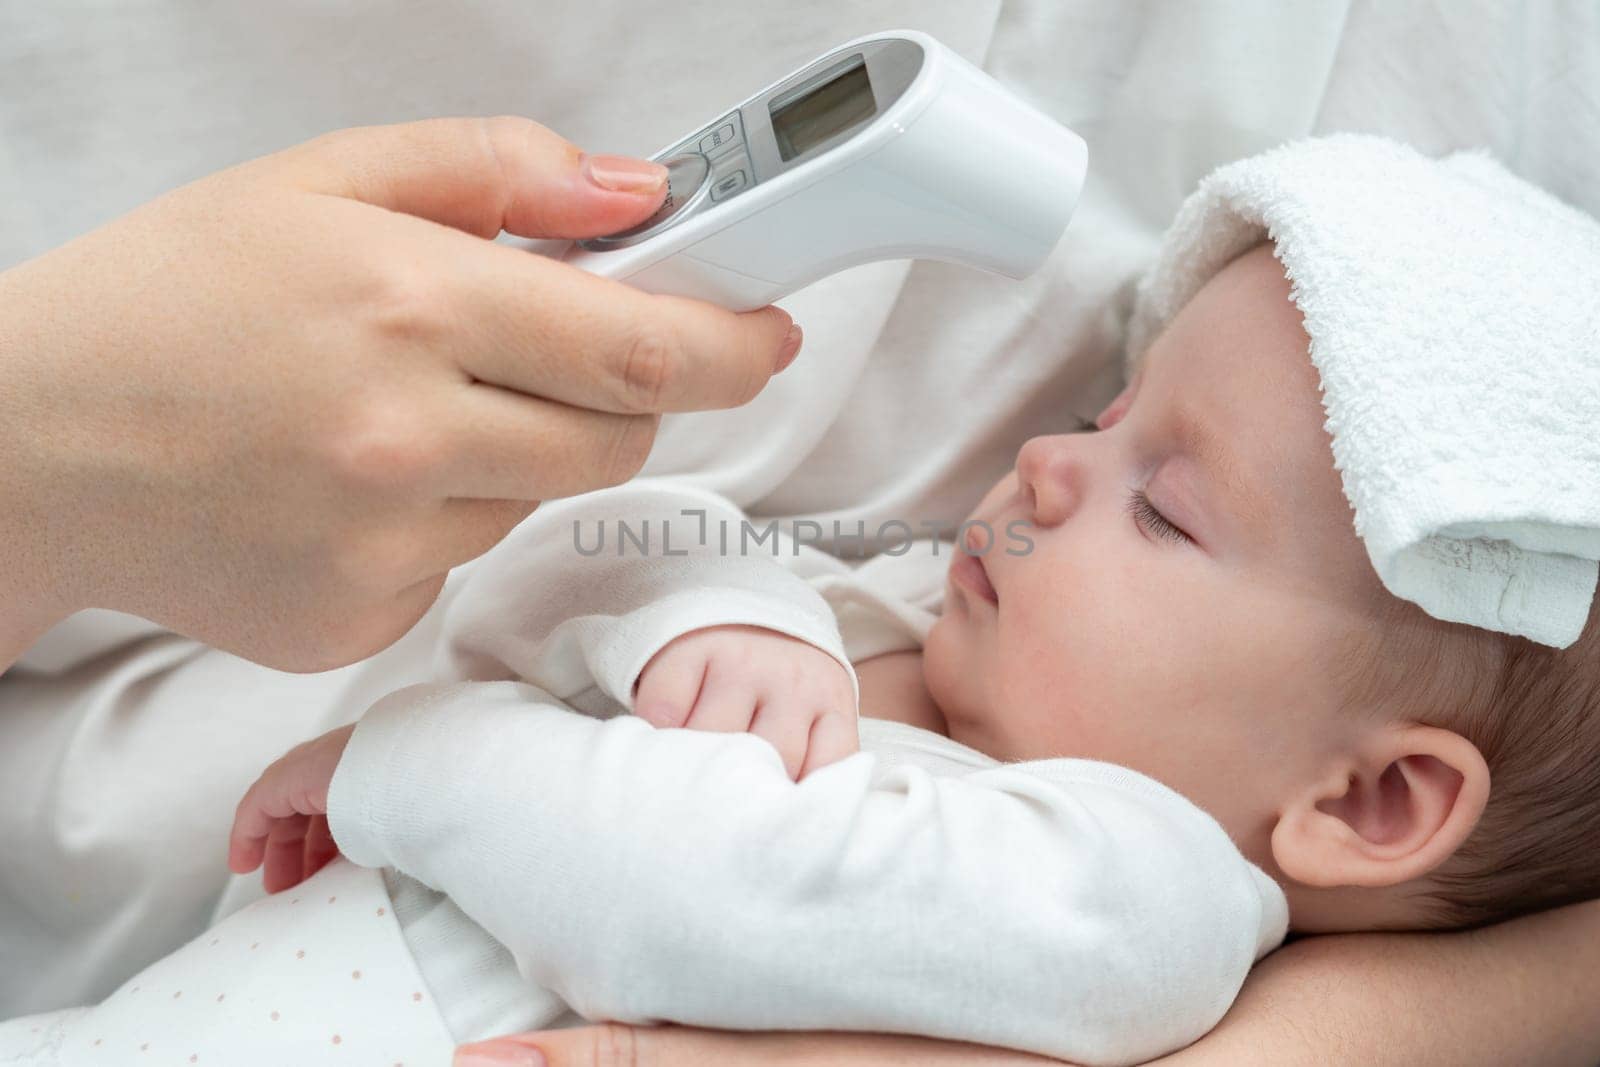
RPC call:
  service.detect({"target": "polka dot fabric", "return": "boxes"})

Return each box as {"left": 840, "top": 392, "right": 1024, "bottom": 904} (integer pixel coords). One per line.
{"left": 0, "top": 861, "right": 455, "bottom": 1065}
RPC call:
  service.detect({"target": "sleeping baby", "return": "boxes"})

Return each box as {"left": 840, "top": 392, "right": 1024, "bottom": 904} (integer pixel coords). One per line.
{"left": 13, "top": 135, "right": 1600, "bottom": 1067}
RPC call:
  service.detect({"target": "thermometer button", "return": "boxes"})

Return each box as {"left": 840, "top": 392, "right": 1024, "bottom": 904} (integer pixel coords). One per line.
{"left": 579, "top": 152, "right": 711, "bottom": 250}
{"left": 710, "top": 168, "right": 748, "bottom": 202}
{"left": 698, "top": 122, "right": 739, "bottom": 157}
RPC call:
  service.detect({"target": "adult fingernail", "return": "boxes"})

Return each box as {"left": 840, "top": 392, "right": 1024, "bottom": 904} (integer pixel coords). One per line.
{"left": 776, "top": 324, "right": 804, "bottom": 372}
{"left": 582, "top": 153, "right": 668, "bottom": 194}
{"left": 454, "top": 1042, "right": 546, "bottom": 1067}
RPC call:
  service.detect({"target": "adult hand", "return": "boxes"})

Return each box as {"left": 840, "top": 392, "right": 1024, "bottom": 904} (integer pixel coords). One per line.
{"left": 0, "top": 117, "right": 802, "bottom": 672}
{"left": 457, "top": 899, "right": 1600, "bottom": 1067}
{"left": 454, "top": 1027, "right": 1056, "bottom": 1067}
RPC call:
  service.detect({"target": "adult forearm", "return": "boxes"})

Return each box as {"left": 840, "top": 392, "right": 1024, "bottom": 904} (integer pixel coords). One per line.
{"left": 1158, "top": 899, "right": 1600, "bottom": 1067}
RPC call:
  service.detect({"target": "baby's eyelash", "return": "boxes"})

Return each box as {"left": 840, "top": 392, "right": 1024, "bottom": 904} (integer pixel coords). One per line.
{"left": 1126, "top": 490, "right": 1191, "bottom": 544}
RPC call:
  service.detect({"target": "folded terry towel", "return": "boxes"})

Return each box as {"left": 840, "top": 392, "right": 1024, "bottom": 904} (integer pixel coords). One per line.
{"left": 1126, "top": 134, "right": 1600, "bottom": 648}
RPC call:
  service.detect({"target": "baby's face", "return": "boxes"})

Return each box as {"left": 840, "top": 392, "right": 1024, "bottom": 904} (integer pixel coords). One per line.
{"left": 925, "top": 245, "right": 1387, "bottom": 841}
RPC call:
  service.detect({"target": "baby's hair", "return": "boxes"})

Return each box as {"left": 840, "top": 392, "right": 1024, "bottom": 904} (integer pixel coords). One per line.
{"left": 1337, "top": 591, "right": 1600, "bottom": 928}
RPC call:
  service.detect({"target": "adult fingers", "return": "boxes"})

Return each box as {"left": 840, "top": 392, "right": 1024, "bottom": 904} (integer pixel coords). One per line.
{"left": 455, "top": 1024, "right": 1060, "bottom": 1067}
{"left": 333, "top": 499, "right": 537, "bottom": 605}
{"left": 432, "top": 382, "right": 660, "bottom": 500}
{"left": 425, "top": 498, "right": 543, "bottom": 568}
{"left": 271, "top": 116, "right": 668, "bottom": 240}
{"left": 446, "top": 241, "right": 800, "bottom": 415}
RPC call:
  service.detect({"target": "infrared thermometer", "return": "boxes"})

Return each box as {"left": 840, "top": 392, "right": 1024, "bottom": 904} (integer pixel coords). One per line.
{"left": 562, "top": 30, "right": 1088, "bottom": 310}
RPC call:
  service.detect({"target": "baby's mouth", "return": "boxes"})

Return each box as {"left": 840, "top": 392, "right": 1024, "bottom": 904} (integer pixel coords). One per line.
{"left": 952, "top": 525, "right": 1000, "bottom": 605}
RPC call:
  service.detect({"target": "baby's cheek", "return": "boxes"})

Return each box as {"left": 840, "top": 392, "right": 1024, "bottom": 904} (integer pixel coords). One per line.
{"left": 986, "top": 637, "right": 1084, "bottom": 752}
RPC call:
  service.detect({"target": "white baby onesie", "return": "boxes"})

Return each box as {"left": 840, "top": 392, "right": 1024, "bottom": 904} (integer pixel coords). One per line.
{"left": 328, "top": 481, "right": 1288, "bottom": 1066}
{"left": 0, "top": 481, "right": 1286, "bottom": 1067}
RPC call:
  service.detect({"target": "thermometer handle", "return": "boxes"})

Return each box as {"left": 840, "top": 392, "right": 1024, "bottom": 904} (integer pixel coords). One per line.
{"left": 568, "top": 240, "right": 782, "bottom": 312}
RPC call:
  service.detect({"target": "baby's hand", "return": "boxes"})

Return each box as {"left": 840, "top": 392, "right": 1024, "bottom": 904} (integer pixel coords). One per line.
{"left": 634, "top": 625, "right": 858, "bottom": 779}
{"left": 227, "top": 723, "right": 355, "bottom": 893}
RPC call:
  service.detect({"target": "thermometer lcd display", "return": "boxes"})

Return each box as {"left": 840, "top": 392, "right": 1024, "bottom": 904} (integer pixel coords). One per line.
{"left": 770, "top": 56, "right": 876, "bottom": 162}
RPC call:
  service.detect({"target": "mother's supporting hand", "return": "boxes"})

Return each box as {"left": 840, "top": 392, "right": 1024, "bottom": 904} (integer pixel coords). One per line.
{"left": 455, "top": 1027, "right": 1057, "bottom": 1067}
{"left": 456, "top": 898, "right": 1600, "bottom": 1067}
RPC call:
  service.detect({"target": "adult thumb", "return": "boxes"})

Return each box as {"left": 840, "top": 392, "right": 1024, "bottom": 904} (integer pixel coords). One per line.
{"left": 267, "top": 116, "right": 668, "bottom": 240}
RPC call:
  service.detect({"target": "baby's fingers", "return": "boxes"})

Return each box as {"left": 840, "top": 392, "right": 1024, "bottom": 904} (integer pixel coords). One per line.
{"left": 681, "top": 668, "right": 759, "bottom": 734}
{"left": 263, "top": 814, "right": 313, "bottom": 894}
{"left": 634, "top": 649, "right": 706, "bottom": 729}
{"left": 749, "top": 699, "right": 819, "bottom": 780}
{"left": 227, "top": 759, "right": 334, "bottom": 878}
{"left": 228, "top": 783, "right": 280, "bottom": 874}
{"left": 799, "top": 711, "right": 860, "bottom": 779}
{"left": 302, "top": 814, "right": 341, "bottom": 885}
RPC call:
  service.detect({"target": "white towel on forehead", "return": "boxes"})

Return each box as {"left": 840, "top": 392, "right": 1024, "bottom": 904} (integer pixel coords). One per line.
{"left": 1125, "top": 134, "right": 1600, "bottom": 648}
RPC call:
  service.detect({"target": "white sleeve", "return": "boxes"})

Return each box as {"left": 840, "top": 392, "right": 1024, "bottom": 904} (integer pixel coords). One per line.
{"left": 433, "top": 479, "right": 857, "bottom": 710}
{"left": 327, "top": 681, "right": 1286, "bottom": 1067}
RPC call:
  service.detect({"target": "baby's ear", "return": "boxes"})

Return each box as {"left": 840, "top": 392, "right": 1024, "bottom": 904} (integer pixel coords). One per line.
{"left": 1270, "top": 725, "right": 1490, "bottom": 889}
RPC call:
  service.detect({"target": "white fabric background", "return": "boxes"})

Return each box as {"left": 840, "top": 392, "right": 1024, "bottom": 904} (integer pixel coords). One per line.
{"left": 1, "top": 0, "right": 1597, "bottom": 1019}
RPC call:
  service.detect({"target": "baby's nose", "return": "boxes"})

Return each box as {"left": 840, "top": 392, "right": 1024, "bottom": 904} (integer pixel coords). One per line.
{"left": 1016, "top": 435, "right": 1086, "bottom": 527}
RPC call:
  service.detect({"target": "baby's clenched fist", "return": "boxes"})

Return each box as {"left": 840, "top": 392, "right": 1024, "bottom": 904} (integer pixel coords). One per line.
{"left": 634, "top": 625, "right": 859, "bottom": 779}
